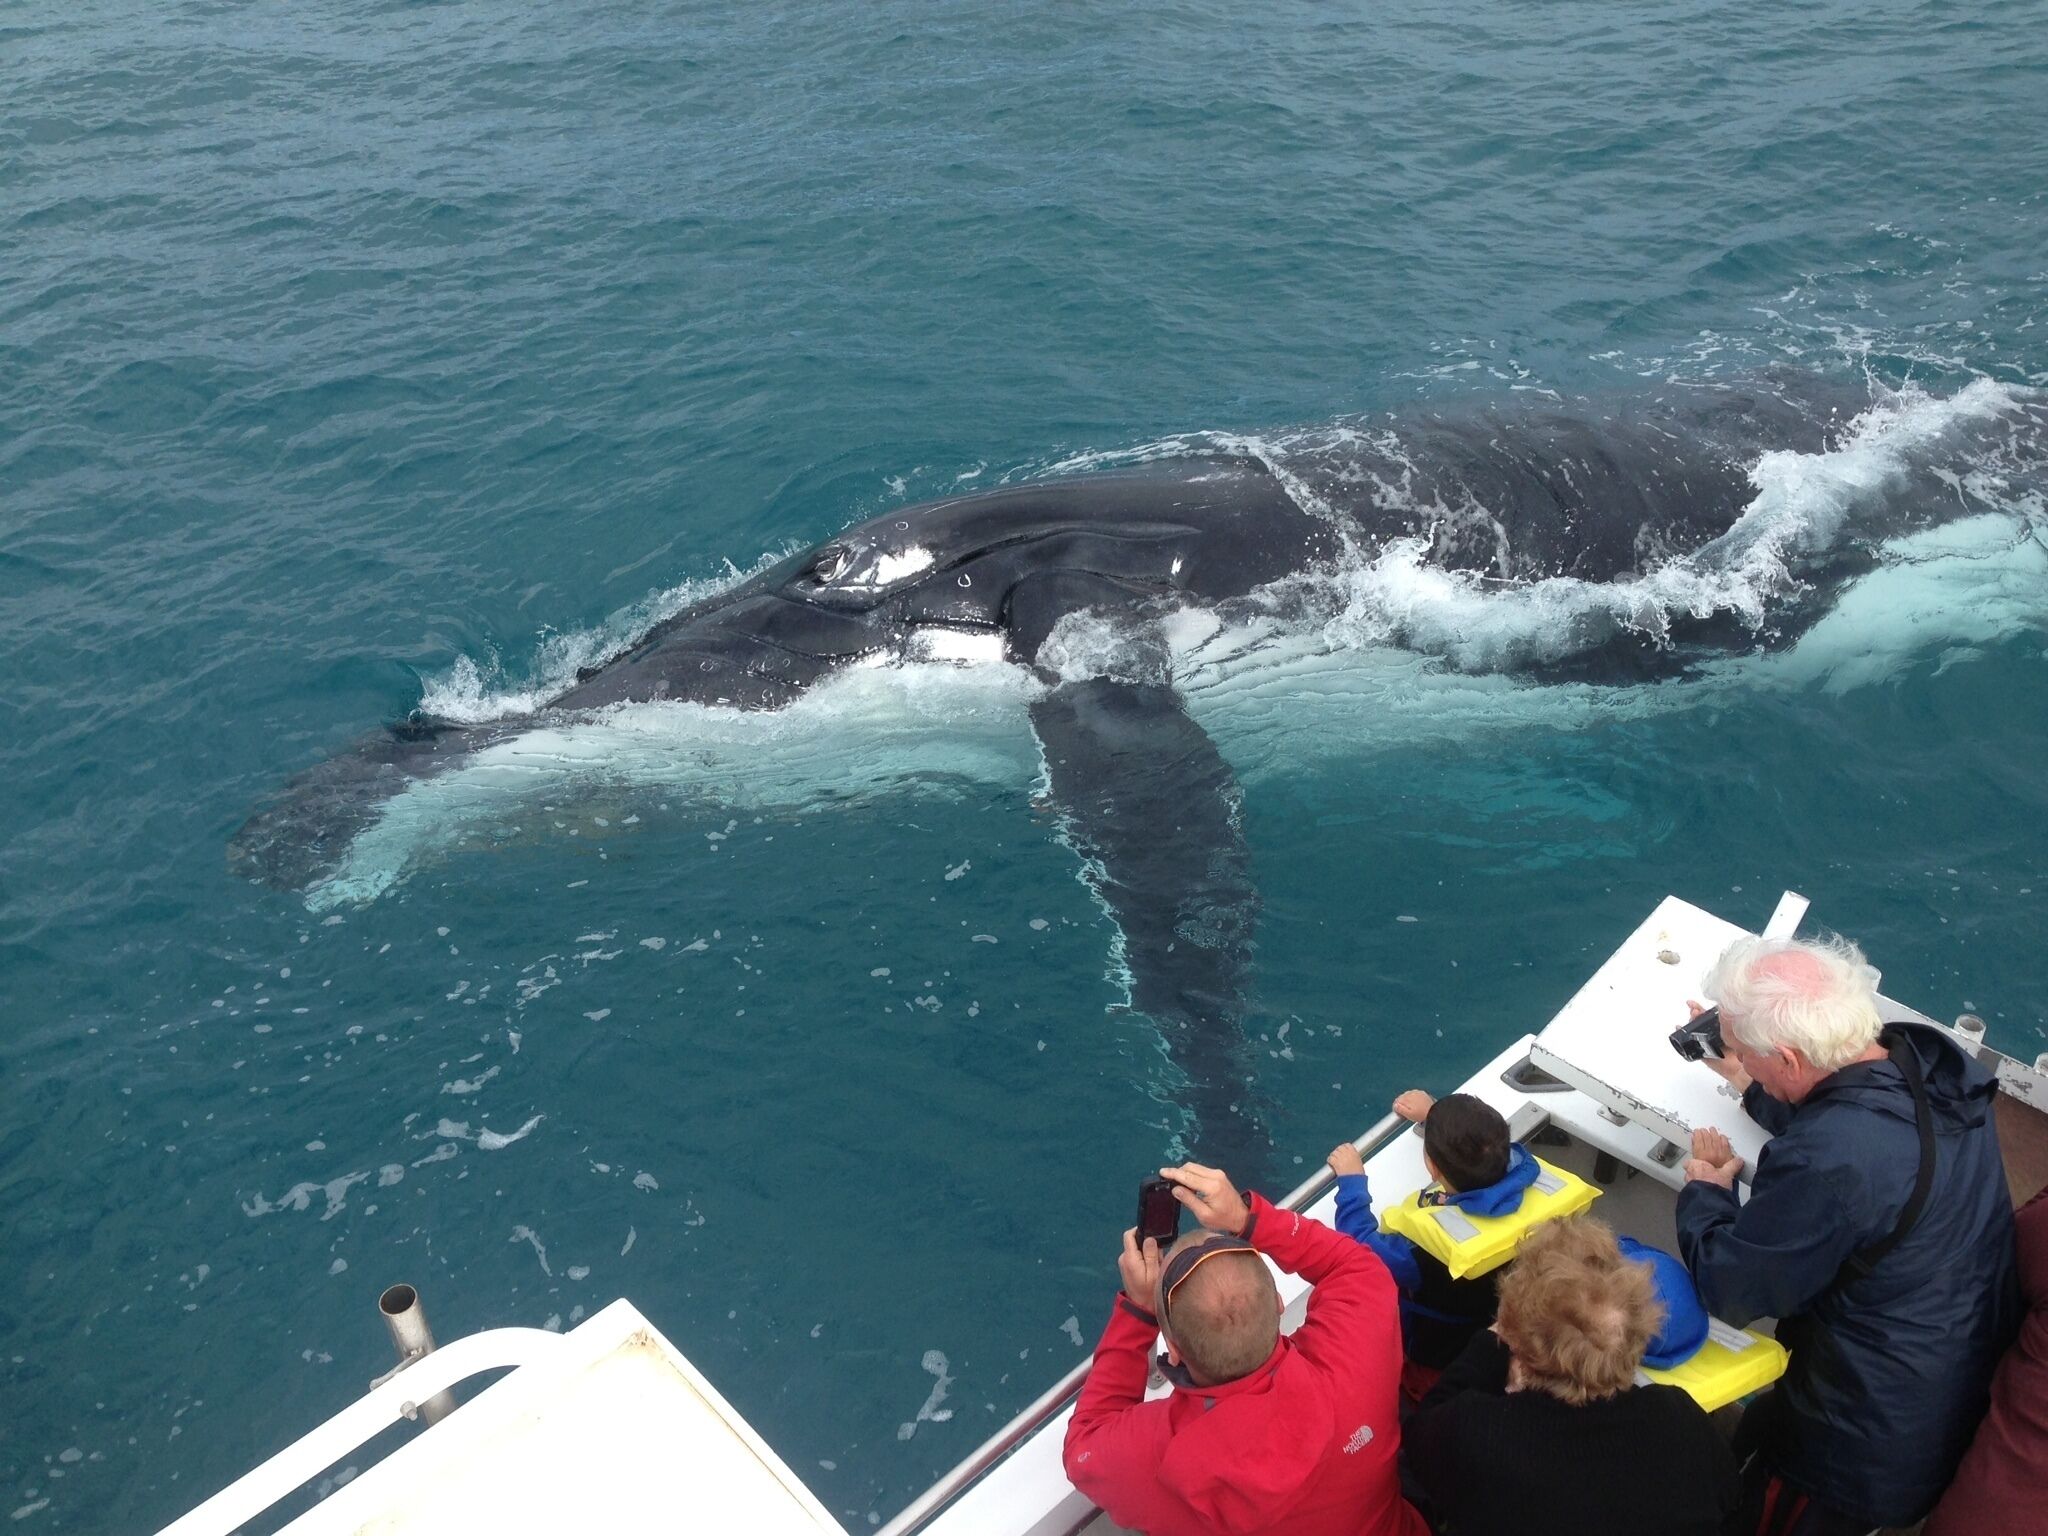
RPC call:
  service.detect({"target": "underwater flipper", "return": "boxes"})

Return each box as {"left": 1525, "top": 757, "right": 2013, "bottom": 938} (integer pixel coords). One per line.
{"left": 1027, "top": 674, "right": 1269, "bottom": 1173}
{"left": 228, "top": 716, "right": 487, "bottom": 893}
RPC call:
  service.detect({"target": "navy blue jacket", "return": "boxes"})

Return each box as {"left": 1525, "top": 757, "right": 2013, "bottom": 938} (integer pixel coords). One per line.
{"left": 1676, "top": 1023, "right": 2019, "bottom": 1526}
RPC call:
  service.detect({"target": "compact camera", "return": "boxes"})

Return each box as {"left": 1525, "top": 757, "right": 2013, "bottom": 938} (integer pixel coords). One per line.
{"left": 1668, "top": 1005, "right": 1726, "bottom": 1062}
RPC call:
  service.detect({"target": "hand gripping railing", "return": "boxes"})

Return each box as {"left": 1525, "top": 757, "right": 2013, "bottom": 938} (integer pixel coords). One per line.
{"left": 874, "top": 1109, "right": 1411, "bottom": 1536}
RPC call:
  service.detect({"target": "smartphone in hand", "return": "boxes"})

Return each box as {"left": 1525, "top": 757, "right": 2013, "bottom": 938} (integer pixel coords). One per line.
{"left": 1136, "top": 1177, "right": 1182, "bottom": 1248}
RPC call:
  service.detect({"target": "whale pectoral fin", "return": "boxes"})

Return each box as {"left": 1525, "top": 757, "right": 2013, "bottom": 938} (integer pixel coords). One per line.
{"left": 230, "top": 717, "right": 482, "bottom": 893}
{"left": 1027, "top": 676, "right": 1267, "bottom": 1169}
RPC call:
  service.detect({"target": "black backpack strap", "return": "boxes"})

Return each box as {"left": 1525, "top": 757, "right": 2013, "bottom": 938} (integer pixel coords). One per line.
{"left": 1842, "top": 1026, "right": 1937, "bottom": 1282}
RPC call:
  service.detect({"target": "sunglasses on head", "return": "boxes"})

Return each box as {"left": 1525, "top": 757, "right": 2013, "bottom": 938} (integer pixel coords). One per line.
{"left": 1159, "top": 1232, "right": 1258, "bottom": 1325}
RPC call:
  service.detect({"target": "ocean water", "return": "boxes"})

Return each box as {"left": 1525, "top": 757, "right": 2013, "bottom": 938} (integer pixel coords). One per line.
{"left": 4, "top": 2, "right": 2047, "bottom": 1529}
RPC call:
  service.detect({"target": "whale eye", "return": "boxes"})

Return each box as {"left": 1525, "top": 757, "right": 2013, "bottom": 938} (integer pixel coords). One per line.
{"left": 957, "top": 573, "right": 972, "bottom": 587}
{"left": 895, "top": 520, "right": 911, "bottom": 531}
{"left": 799, "top": 540, "right": 935, "bottom": 606}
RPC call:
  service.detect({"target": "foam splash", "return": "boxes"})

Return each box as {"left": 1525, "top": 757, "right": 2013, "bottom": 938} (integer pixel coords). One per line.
{"left": 417, "top": 549, "right": 794, "bottom": 723}
{"left": 1187, "top": 377, "right": 2043, "bottom": 675}
{"left": 1697, "top": 376, "right": 2024, "bottom": 603}
{"left": 309, "top": 658, "right": 1047, "bottom": 907}
{"left": 1037, "top": 610, "right": 1173, "bottom": 686}
{"left": 896, "top": 1349, "right": 955, "bottom": 1440}
{"left": 1185, "top": 507, "right": 2048, "bottom": 784}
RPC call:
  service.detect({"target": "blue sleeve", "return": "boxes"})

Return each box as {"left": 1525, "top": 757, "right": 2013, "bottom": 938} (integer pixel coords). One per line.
{"left": 1741, "top": 1082, "right": 1794, "bottom": 1136}
{"left": 1675, "top": 1133, "right": 1864, "bottom": 1326}
{"left": 1332, "top": 1173, "right": 1423, "bottom": 1293}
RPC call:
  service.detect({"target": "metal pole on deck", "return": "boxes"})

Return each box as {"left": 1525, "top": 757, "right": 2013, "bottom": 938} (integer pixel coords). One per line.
{"left": 377, "top": 1284, "right": 458, "bottom": 1425}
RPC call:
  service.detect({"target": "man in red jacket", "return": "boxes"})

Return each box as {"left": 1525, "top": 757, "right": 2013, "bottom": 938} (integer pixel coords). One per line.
{"left": 1063, "top": 1161, "right": 1428, "bottom": 1536}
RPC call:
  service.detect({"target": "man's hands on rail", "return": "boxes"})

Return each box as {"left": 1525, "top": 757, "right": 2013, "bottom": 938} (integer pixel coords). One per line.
{"left": 1683, "top": 1125, "right": 1745, "bottom": 1189}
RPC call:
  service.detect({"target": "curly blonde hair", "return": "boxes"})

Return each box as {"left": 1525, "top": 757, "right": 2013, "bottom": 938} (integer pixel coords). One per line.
{"left": 1495, "top": 1218, "right": 1664, "bottom": 1404}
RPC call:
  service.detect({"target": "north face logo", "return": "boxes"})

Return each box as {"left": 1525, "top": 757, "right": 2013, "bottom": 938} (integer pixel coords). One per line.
{"left": 1342, "top": 1424, "right": 1375, "bottom": 1455}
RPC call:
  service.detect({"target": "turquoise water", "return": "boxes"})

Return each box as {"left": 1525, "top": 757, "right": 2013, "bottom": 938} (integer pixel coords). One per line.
{"left": 5, "top": 2, "right": 2048, "bottom": 1528}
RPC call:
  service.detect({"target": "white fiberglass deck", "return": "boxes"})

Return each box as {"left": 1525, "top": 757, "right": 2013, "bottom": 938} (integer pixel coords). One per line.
{"left": 166, "top": 1299, "right": 846, "bottom": 1536}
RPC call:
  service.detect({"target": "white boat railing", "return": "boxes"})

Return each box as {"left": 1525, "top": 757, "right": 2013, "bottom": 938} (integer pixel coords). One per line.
{"left": 157, "top": 1326, "right": 564, "bottom": 1536}
{"left": 873, "top": 1108, "right": 1411, "bottom": 1536}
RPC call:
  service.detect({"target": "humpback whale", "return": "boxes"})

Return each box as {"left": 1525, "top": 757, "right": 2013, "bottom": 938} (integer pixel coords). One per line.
{"left": 231, "top": 377, "right": 2046, "bottom": 1165}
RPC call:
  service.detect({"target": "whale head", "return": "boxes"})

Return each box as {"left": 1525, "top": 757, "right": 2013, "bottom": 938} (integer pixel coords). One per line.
{"left": 543, "top": 459, "right": 1330, "bottom": 714}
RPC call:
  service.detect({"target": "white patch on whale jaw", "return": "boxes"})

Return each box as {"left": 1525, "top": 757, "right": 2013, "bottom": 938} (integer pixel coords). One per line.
{"left": 811, "top": 541, "right": 937, "bottom": 595}
{"left": 906, "top": 627, "right": 1006, "bottom": 665}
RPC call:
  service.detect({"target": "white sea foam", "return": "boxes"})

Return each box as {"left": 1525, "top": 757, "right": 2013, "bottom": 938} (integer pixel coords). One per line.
{"left": 1185, "top": 506, "right": 2048, "bottom": 784}
{"left": 477, "top": 1114, "right": 543, "bottom": 1150}
{"left": 897, "top": 1349, "right": 955, "bottom": 1440}
{"left": 417, "top": 549, "right": 794, "bottom": 723}
{"left": 1058, "top": 377, "right": 2039, "bottom": 676}
{"left": 1037, "top": 609, "right": 1172, "bottom": 686}
{"left": 241, "top": 1170, "right": 372, "bottom": 1221}
{"left": 310, "top": 658, "right": 1046, "bottom": 906}
{"left": 303, "top": 380, "right": 2044, "bottom": 907}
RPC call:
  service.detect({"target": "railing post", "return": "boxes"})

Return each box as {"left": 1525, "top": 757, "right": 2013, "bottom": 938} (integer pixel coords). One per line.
{"left": 377, "top": 1284, "right": 457, "bottom": 1425}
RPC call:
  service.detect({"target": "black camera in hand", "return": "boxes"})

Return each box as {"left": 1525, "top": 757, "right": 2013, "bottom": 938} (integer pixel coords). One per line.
{"left": 1669, "top": 1005, "right": 1725, "bottom": 1062}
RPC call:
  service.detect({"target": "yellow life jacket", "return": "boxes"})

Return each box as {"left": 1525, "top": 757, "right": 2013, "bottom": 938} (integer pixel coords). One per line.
{"left": 1376, "top": 1157, "right": 1601, "bottom": 1279}
{"left": 1638, "top": 1318, "right": 1790, "bottom": 1413}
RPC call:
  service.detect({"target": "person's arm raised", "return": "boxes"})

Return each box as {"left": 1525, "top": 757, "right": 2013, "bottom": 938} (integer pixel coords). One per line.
{"left": 1158, "top": 1161, "right": 1253, "bottom": 1239}
{"left": 1683, "top": 1000, "right": 1795, "bottom": 1135}
{"left": 1062, "top": 1229, "right": 1168, "bottom": 1523}
{"left": 1161, "top": 1161, "right": 1395, "bottom": 1375}
{"left": 1160, "top": 1160, "right": 1377, "bottom": 1287}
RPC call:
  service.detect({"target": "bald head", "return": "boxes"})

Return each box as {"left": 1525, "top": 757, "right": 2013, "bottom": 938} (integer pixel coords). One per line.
{"left": 1755, "top": 945, "right": 1833, "bottom": 996}
{"left": 1160, "top": 1231, "right": 1281, "bottom": 1385}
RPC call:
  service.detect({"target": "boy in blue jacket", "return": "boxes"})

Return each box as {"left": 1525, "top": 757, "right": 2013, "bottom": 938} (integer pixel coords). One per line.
{"left": 1327, "top": 1090, "right": 1536, "bottom": 1400}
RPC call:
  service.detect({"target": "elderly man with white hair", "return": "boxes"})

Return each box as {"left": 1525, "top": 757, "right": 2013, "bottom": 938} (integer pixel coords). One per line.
{"left": 1677, "top": 932, "right": 2019, "bottom": 1536}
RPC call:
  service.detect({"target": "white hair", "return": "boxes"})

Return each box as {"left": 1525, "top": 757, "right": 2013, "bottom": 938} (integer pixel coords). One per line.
{"left": 1703, "top": 933, "right": 1883, "bottom": 1072}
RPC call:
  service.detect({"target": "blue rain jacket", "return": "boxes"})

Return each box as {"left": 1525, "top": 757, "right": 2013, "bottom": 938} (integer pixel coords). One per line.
{"left": 1676, "top": 1022, "right": 2019, "bottom": 1526}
